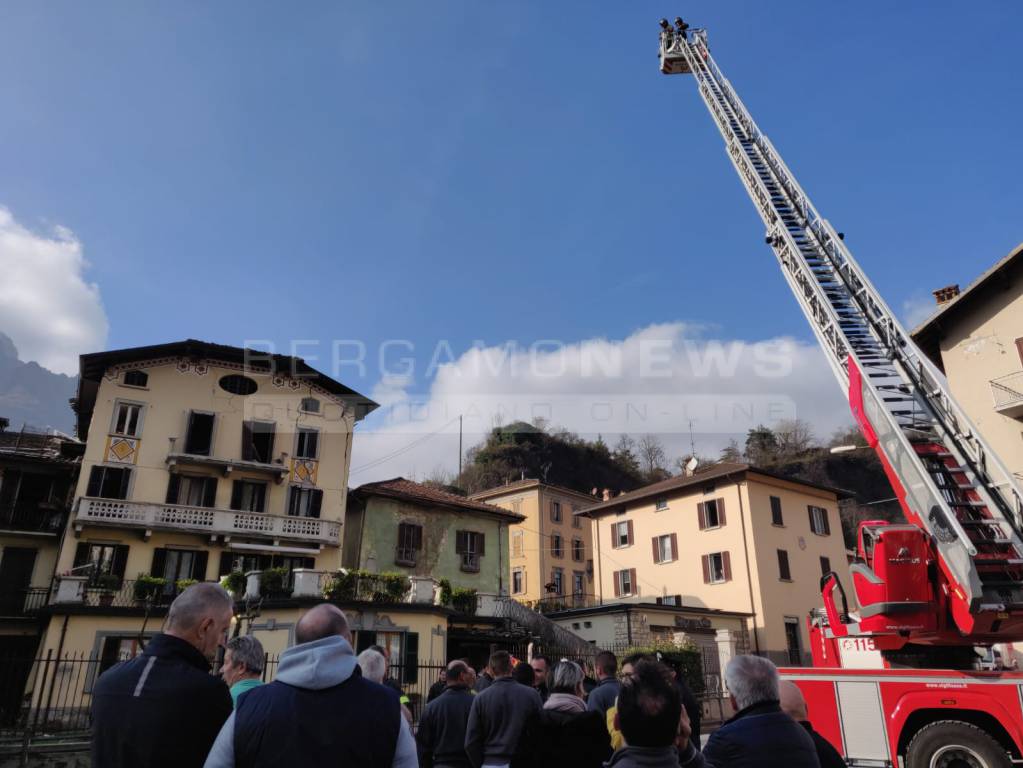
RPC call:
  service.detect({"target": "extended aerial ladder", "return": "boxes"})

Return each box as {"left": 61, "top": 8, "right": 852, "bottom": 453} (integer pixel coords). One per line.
{"left": 657, "top": 18, "right": 1023, "bottom": 650}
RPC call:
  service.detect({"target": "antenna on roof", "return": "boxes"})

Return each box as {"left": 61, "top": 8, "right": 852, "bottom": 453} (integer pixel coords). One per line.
{"left": 687, "top": 419, "right": 698, "bottom": 458}
{"left": 685, "top": 456, "right": 699, "bottom": 477}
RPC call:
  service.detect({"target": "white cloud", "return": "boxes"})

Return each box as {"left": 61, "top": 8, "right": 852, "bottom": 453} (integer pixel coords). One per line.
{"left": 902, "top": 294, "right": 937, "bottom": 330}
{"left": 0, "top": 207, "right": 108, "bottom": 374}
{"left": 349, "top": 323, "right": 852, "bottom": 483}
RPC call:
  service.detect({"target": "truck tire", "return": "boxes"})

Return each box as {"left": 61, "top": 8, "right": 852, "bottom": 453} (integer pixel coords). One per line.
{"left": 906, "top": 720, "right": 1011, "bottom": 768}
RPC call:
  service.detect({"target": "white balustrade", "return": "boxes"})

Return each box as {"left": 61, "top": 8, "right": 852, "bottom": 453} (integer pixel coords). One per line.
{"left": 77, "top": 497, "right": 340, "bottom": 545}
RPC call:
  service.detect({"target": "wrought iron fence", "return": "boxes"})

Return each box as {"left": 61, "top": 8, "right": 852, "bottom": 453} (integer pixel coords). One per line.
{"left": 0, "top": 642, "right": 801, "bottom": 739}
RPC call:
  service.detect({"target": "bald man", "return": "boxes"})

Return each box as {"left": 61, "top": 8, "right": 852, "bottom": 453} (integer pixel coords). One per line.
{"left": 92, "top": 583, "right": 234, "bottom": 768}
{"left": 204, "top": 603, "right": 416, "bottom": 768}
{"left": 779, "top": 680, "right": 845, "bottom": 768}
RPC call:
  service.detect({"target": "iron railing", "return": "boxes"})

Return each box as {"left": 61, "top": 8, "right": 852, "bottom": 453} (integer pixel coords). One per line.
{"left": 991, "top": 371, "right": 1023, "bottom": 411}
{"left": 0, "top": 503, "right": 67, "bottom": 534}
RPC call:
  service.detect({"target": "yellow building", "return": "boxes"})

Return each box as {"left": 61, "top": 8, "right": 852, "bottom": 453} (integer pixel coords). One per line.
{"left": 579, "top": 463, "right": 849, "bottom": 665}
{"left": 470, "top": 480, "right": 597, "bottom": 609}
{"left": 37, "top": 339, "right": 377, "bottom": 665}
{"left": 912, "top": 243, "right": 1023, "bottom": 481}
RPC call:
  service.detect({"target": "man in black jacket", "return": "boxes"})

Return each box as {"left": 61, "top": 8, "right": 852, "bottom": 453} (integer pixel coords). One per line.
{"left": 465, "top": 650, "right": 542, "bottom": 768}
{"left": 702, "top": 655, "right": 818, "bottom": 768}
{"left": 417, "top": 660, "right": 475, "bottom": 768}
{"left": 91, "top": 583, "right": 234, "bottom": 768}
{"left": 780, "top": 680, "right": 845, "bottom": 768}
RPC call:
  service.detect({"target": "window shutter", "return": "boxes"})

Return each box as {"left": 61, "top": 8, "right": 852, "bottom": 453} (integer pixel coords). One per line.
{"left": 116, "top": 468, "right": 131, "bottom": 500}
{"left": 718, "top": 498, "right": 726, "bottom": 526}
{"left": 656, "top": 596, "right": 663, "bottom": 605}
{"left": 674, "top": 594, "right": 682, "bottom": 605}
{"left": 165, "top": 475, "right": 180, "bottom": 504}
{"left": 670, "top": 533, "right": 678, "bottom": 562}
{"left": 230, "top": 481, "right": 243, "bottom": 511}
{"left": 698, "top": 502, "right": 707, "bottom": 530}
{"left": 626, "top": 520, "right": 634, "bottom": 545}
{"left": 610, "top": 523, "right": 617, "bottom": 548}
{"left": 403, "top": 632, "right": 419, "bottom": 684}
{"left": 309, "top": 489, "right": 323, "bottom": 519}
{"left": 73, "top": 542, "right": 90, "bottom": 568}
{"left": 701, "top": 555, "right": 710, "bottom": 583}
{"left": 455, "top": 531, "right": 465, "bottom": 554}
{"left": 808, "top": 505, "right": 815, "bottom": 532}
{"left": 86, "top": 467, "right": 103, "bottom": 497}
{"left": 478, "top": 533, "right": 485, "bottom": 556}
{"left": 111, "top": 545, "right": 130, "bottom": 580}
{"left": 150, "top": 549, "right": 167, "bottom": 578}
{"left": 241, "top": 422, "right": 254, "bottom": 461}
{"left": 412, "top": 525, "right": 422, "bottom": 550}
{"left": 722, "top": 551, "right": 732, "bottom": 581}
{"left": 629, "top": 568, "right": 637, "bottom": 595}
{"left": 652, "top": 537, "right": 660, "bottom": 564}
{"left": 613, "top": 571, "right": 621, "bottom": 597}
{"left": 193, "top": 550, "right": 208, "bottom": 581}
{"left": 822, "top": 508, "right": 831, "bottom": 535}
{"left": 203, "top": 478, "right": 218, "bottom": 508}
{"left": 550, "top": 502, "right": 555, "bottom": 522}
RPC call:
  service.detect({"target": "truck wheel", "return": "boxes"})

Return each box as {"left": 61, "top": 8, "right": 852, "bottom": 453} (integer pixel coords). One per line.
{"left": 906, "top": 721, "right": 1011, "bottom": 768}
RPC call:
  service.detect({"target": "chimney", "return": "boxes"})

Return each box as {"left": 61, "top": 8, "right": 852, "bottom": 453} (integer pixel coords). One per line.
{"left": 602, "top": 488, "right": 611, "bottom": 501}
{"left": 933, "top": 284, "right": 960, "bottom": 305}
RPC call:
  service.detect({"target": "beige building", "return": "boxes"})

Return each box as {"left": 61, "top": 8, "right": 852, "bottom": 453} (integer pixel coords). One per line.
{"left": 912, "top": 242, "right": 1023, "bottom": 481}
{"left": 38, "top": 339, "right": 378, "bottom": 665}
{"left": 470, "top": 480, "right": 597, "bottom": 608}
{"left": 580, "top": 463, "right": 849, "bottom": 665}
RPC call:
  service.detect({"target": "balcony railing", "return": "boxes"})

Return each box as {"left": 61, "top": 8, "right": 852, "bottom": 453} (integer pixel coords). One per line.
{"left": 528, "top": 593, "right": 600, "bottom": 614}
{"left": 991, "top": 371, "right": 1023, "bottom": 418}
{"left": 0, "top": 503, "right": 67, "bottom": 534}
{"left": 76, "top": 497, "right": 340, "bottom": 546}
{"left": 395, "top": 546, "right": 418, "bottom": 567}
{"left": 0, "top": 587, "right": 51, "bottom": 617}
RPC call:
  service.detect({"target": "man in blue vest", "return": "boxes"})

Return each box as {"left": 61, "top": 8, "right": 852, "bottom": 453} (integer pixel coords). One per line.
{"left": 203, "top": 604, "right": 417, "bottom": 768}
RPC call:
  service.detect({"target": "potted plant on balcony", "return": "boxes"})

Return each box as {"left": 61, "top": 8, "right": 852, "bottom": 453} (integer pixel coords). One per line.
{"left": 323, "top": 569, "right": 358, "bottom": 601}
{"left": 260, "top": 567, "right": 289, "bottom": 599}
{"left": 96, "top": 574, "right": 121, "bottom": 607}
{"left": 451, "top": 587, "right": 478, "bottom": 615}
{"left": 438, "top": 579, "right": 453, "bottom": 607}
{"left": 221, "top": 571, "right": 247, "bottom": 600}
{"left": 175, "top": 578, "right": 198, "bottom": 594}
{"left": 133, "top": 575, "right": 167, "bottom": 605}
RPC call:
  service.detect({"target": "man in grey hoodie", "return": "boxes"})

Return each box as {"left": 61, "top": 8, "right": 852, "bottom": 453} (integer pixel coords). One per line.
{"left": 203, "top": 604, "right": 417, "bottom": 768}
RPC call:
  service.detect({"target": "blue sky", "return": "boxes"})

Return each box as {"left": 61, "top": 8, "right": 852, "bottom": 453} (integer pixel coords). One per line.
{"left": 2, "top": 1, "right": 1021, "bottom": 476}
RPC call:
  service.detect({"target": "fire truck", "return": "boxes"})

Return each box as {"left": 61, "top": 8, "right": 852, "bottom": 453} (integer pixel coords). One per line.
{"left": 656, "top": 17, "right": 1023, "bottom": 768}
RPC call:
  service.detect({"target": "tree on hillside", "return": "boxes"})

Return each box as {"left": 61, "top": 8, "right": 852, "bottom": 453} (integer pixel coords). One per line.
{"left": 773, "top": 418, "right": 817, "bottom": 462}
{"left": 637, "top": 434, "right": 670, "bottom": 483}
{"left": 744, "top": 425, "right": 779, "bottom": 465}
{"left": 613, "top": 435, "right": 641, "bottom": 477}
{"left": 720, "top": 439, "right": 743, "bottom": 463}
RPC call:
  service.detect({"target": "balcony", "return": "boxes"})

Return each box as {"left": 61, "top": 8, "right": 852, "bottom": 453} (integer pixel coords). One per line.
{"left": 0, "top": 586, "right": 51, "bottom": 617}
{"left": 0, "top": 502, "right": 67, "bottom": 536}
{"left": 75, "top": 497, "right": 340, "bottom": 547}
{"left": 166, "top": 451, "right": 289, "bottom": 482}
{"left": 991, "top": 371, "right": 1023, "bottom": 419}
{"left": 528, "top": 593, "right": 600, "bottom": 614}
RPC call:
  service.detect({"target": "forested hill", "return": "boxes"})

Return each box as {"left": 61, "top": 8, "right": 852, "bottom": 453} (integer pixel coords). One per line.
{"left": 456, "top": 421, "right": 646, "bottom": 496}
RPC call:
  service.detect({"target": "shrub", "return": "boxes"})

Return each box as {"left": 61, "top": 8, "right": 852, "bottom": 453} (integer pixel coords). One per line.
{"left": 451, "top": 587, "right": 478, "bottom": 615}
{"left": 323, "top": 570, "right": 410, "bottom": 603}
{"left": 175, "top": 578, "right": 198, "bottom": 592}
{"left": 221, "top": 571, "right": 247, "bottom": 596}
{"left": 96, "top": 573, "right": 121, "bottom": 592}
{"left": 260, "top": 567, "right": 290, "bottom": 597}
{"left": 621, "top": 640, "right": 705, "bottom": 695}
{"left": 438, "top": 579, "right": 453, "bottom": 607}
{"left": 133, "top": 574, "right": 167, "bottom": 602}
{"left": 324, "top": 569, "right": 358, "bottom": 601}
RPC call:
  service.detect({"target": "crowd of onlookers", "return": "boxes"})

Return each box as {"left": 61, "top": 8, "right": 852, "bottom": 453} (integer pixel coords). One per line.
{"left": 88, "top": 583, "right": 844, "bottom": 768}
